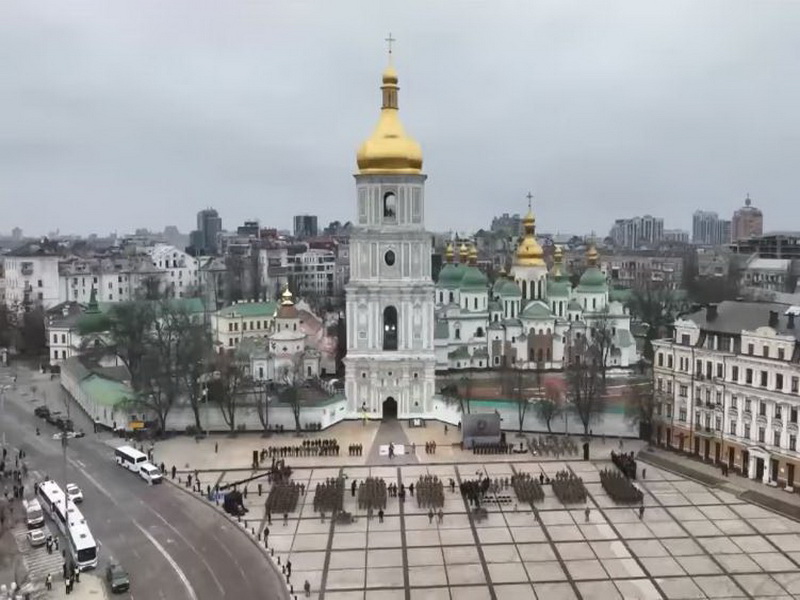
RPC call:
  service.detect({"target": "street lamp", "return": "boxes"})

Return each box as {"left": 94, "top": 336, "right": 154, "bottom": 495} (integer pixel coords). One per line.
{"left": 0, "top": 385, "right": 10, "bottom": 445}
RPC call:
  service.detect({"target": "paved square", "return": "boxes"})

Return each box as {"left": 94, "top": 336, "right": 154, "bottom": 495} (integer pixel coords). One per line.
{"left": 207, "top": 459, "right": 800, "bottom": 599}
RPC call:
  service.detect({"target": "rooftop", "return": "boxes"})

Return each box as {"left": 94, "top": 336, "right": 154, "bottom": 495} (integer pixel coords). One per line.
{"left": 682, "top": 301, "right": 800, "bottom": 341}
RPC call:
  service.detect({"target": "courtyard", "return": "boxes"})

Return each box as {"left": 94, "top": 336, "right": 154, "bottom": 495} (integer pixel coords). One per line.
{"left": 172, "top": 447, "right": 800, "bottom": 600}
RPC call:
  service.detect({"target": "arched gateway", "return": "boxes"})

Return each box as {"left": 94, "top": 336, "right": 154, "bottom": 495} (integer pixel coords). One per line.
{"left": 382, "top": 397, "right": 398, "bottom": 420}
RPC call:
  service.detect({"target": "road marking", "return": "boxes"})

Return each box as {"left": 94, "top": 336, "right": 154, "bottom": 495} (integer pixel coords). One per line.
{"left": 135, "top": 523, "right": 198, "bottom": 600}
{"left": 67, "top": 458, "right": 199, "bottom": 600}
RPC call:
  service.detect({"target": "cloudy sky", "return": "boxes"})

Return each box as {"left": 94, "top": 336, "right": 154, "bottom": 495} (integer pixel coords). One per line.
{"left": 2, "top": 1, "right": 799, "bottom": 238}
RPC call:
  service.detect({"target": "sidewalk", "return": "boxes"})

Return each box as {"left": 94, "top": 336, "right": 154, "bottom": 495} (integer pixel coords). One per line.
{"left": 46, "top": 573, "right": 108, "bottom": 600}
{"left": 639, "top": 446, "right": 800, "bottom": 521}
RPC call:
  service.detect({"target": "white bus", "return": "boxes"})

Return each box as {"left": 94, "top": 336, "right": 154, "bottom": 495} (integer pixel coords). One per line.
{"left": 115, "top": 445, "right": 147, "bottom": 473}
{"left": 35, "top": 480, "right": 98, "bottom": 571}
{"left": 23, "top": 498, "right": 44, "bottom": 529}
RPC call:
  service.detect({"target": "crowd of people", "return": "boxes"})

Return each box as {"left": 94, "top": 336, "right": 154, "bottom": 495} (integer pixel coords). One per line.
{"left": 313, "top": 477, "right": 344, "bottom": 514}
{"left": 600, "top": 468, "right": 644, "bottom": 504}
{"left": 472, "top": 443, "right": 513, "bottom": 455}
{"left": 511, "top": 472, "right": 545, "bottom": 504}
{"left": 415, "top": 475, "right": 444, "bottom": 509}
{"left": 348, "top": 444, "right": 364, "bottom": 456}
{"left": 424, "top": 441, "right": 437, "bottom": 454}
{"left": 265, "top": 481, "right": 302, "bottom": 514}
{"left": 262, "top": 439, "right": 340, "bottom": 458}
{"left": 550, "top": 470, "right": 587, "bottom": 504}
{"left": 611, "top": 450, "right": 637, "bottom": 480}
{"left": 528, "top": 435, "right": 579, "bottom": 458}
{"left": 356, "top": 477, "right": 387, "bottom": 511}
{"left": 459, "top": 477, "right": 490, "bottom": 507}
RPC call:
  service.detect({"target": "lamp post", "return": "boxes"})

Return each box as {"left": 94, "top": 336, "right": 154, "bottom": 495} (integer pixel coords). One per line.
{"left": 0, "top": 384, "right": 10, "bottom": 446}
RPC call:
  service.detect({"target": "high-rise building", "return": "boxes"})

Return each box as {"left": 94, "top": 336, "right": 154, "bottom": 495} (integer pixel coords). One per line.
{"left": 191, "top": 208, "right": 222, "bottom": 255}
{"left": 609, "top": 215, "right": 664, "bottom": 249}
{"left": 345, "top": 61, "right": 436, "bottom": 419}
{"left": 732, "top": 195, "right": 764, "bottom": 241}
{"left": 293, "top": 215, "right": 318, "bottom": 239}
{"left": 692, "top": 211, "right": 731, "bottom": 246}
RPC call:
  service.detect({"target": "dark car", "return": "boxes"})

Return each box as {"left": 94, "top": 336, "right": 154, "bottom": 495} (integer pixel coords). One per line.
{"left": 106, "top": 563, "right": 130, "bottom": 594}
{"left": 45, "top": 411, "right": 62, "bottom": 425}
{"left": 34, "top": 406, "right": 50, "bottom": 419}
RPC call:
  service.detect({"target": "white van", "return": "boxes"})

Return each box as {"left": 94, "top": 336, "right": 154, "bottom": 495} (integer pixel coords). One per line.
{"left": 23, "top": 499, "right": 44, "bottom": 529}
{"left": 139, "top": 462, "right": 163, "bottom": 485}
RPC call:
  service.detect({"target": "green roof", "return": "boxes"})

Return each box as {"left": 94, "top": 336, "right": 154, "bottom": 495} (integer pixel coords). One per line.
{"left": 217, "top": 301, "right": 278, "bottom": 318}
{"left": 520, "top": 301, "right": 553, "bottom": 319}
{"left": 80, "top": 374, "right": 134, "bottom": 408}
{"left": 460, "top": 266, "right": 489, "bottom": 290}
{"left": 568, "top": 299, "right": 582, "bottom": 311}
{"left": 577, "top": 267, "right": 607, "bottom": 291}
{"left": 447, "top": 346, "right": 470, "bottom": 359}
{"left": 497, "top": 280, "right": 522, "bottom": 298}
{"left": 488, "top": 300, "right": 502, "bottom": 312}
{"left": 547, "top": 276, "right": 571, "bottom": 297}
{"left": 437, "top": 263, "right": 466, "bottom": 289}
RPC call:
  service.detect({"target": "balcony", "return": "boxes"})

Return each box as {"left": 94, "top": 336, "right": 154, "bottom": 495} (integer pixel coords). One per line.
{"left": 788, "top": 422, "right": 799, "bottom": 435}
{"left": 743, "top": 410, "right": 753, "bottom": 421}
{"left": 772, "top": 419, "right": 783, "bottom": 431}
{"left": 756, "top": 414, "right": 768, "bottom": 427}
{"left": 728, "top": 406, "right": 738, "bottom": 418}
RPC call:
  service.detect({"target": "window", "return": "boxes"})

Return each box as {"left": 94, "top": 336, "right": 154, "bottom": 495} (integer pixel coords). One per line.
{"left": 696, "top": 359, "right": 702, "bottom": 375}
{"left": 791, "top": 435, "right": 797, "bottom": 452}
{"left": 657, "top": 378, "right": 663, "bottom": 391}
{"left": 759, "top": 401, "right": 766, "bottom": 416}
{"left": 760, "top": 371, "right": 768, "bottom": 387}
{"left": 778, "top": 348, "right": 785, "bottom": 361}
{"left": 774, "top": 431, "right": 781, "bottom": 447}
{"left": 746, "top": 368, "right": 753, "bottom": 384}
{"left": 666, "top": 404, "right": 672, "bottom": 418}
{"left": 667, "top": 355, "right": 673, "bottom": 369}
{"left": 763, "top": 345, "right": 769, "bottom": 358}
{"left": 758, "top": 427, "right": 765, "bottom": 443}
{"left": 658, "top": 353, "right": 663, "bottom": 367}
{"left": 745, "top": 398, "right": 752, "bottom": 412}
{"left": 679, "top": 408, "right": 687, "bottom": 422}
{"left": 716, "top": 363, "right": 723, "bottom": 378}
{"left": 384, "top": 250, "right": 396, "bottom": 266}
{"left": 716, "top": 390, "right": 722, "bottom": 404}
{"left": 382, "top": 306, "right": 398, "bottom": 350}
{"left": 53, "top": 334, "right": 58, "bottom": 343}
{"left": 744, "top": 424, "right": 751, "bottom": 439}
{"left": 383, "top": 192, "right": 397, "bottom": 219}
{"left": 748, "top": 343, "right": 754, "bottom": 355}
{"left": 792, "top": 377, "right": 799, "bottom": 393}
{"left": 732, "top": 366, "right": 739, "bottom": 382}
{"left": 731, "top": 395, "right": 737, "bottom": 409}
{"left": 730, "top": 422, "right": 737, "bottom": 436}
{"left": 776, "top": 374, "right": 784, "bottom": 390}
{"left": 666, "top": 381, "right": 672, "bottom": 394}
{"left": 679, "top": 385, "right": 688, "bottom": 398}
{"left": 681, "top": 334, "right": 690, "bottom": 345}
{"left": 776, "top": 406, "right": 782, "bottom": 420}
{"left": 792, "top": 407, "right": 798, "bottom": 423}
{"left": 476, "top": 327, "right": 484, "bottom": 338}
{"left": 37, "top": 279, "right": 43, "bottom": 288}
{"left": 715, "top": 417, "right": 721, "bottom": 431}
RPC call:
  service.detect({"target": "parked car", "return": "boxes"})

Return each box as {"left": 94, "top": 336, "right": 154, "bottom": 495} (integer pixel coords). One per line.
{"left": 45, "top": 411, "right": 62, "bottom": 425}
{"left": 34, "top": 406, "right": 50, "bottom": 419}
{"left": 66, "top": 483, "right": 84, "bottom": 503}
{"left": 106, "top": 562, "right": 130, "bottom": 594}
{"left": 27, "top": 528, "right": 46, "bottom": 548}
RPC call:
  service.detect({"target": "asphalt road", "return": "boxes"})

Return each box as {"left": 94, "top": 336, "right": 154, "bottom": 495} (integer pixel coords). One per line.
{"left": 1, "top": 366, "right": 287, "bottom": 600}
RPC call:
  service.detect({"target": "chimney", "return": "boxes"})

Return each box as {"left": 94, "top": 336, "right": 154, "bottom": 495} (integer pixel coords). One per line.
{"left": 788, "top": 314, "right": 796, "bottom": 329}
{"left": 706, "top": 304, "right": 718, "bottom": 321}
{"left": 768, "top": 310, "right": 779, "bottom": 328}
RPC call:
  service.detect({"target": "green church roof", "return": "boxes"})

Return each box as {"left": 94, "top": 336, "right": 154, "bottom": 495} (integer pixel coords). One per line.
{"left": 460, "top": 266, "right": 489, "bottom": 290}
{"left": 497, "top": 280, "right": 522, "bottom": 298}
{"left": 217, "top": 301, "right": 277, "bottom": 319}
{"left": 437, "top": 263, "right": 467, "bottom": 289}
{"left": 520, "top": 301, "right": 553, "bottom": 319}
{"left": 577, "top": 267, "right": 607, "bottom": 291}
{"left": 547, "top": 276, "right": 571, "bottom": 297}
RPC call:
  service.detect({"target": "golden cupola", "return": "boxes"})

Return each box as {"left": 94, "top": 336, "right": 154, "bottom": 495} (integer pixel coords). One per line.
{"left": 458, "top": 243, "right": 469, "bottom": 263}
{"left": 356, "top": 63, "right": 423, "bottom": 175}
{"left": 551, "top": 245, "right": 563, "bottom": 278}
{"left": 515, "top": 209, "right": 545, "bottom": 267}
{"left": 445, "top": 242, "right": 454, "bottom": 263}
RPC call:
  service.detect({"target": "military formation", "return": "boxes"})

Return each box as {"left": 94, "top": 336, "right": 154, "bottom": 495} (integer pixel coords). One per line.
{"left": 459, "top": 477, "right": 490, "bottom": 507}
{"left": 600, "top": 468, "right": 643, "bottom": 504}
{"left": 415, "top": 475, "right": 444, "bottom": 509}
{"left": 356, "top": 477, "right": 387, "bottom": 511}
{"left": 550, "top": 470, "right": 587, "bottom": 504}
{"left": 528, "top": 435, "right": 579, "bottom": 458}
{"left": 265, "top": 481, "right": 302, "bottom": 514}
{"left": 472, "top": 443, "right": 513, "bottom": 455}
{"left": 511, "top": 472, "right": 545, "bottom": 504}
{"left": 263, "top": 439, "right": 340, "bottom": 458}
{"left": 313, "top": 477, "right": 344, "bottom": 514}
{"left": 611, "top": 450, "right": 637, "bottom": 479}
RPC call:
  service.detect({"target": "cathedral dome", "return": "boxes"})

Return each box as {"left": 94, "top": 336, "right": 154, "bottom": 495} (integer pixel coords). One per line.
{"left": 356, "top": 65, "right": 423, "bottom": 175}
{"left": 577, "top": 244, "right": 607, "bottom": 290}
{"left": 460, "top": 266, "right": 489, "bottom": 290}
{"left": 515, "top": 210, "right": 545, "bottom": 267}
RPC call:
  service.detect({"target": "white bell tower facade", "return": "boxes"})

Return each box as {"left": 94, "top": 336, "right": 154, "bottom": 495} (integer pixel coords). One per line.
{"left": 344, "top": 59, "right": 436, "bottom": 419}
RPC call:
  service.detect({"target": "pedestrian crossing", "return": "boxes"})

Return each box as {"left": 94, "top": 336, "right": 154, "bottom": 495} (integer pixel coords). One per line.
{"left": 12, "top": 525, "right": 65, "bottom": 584}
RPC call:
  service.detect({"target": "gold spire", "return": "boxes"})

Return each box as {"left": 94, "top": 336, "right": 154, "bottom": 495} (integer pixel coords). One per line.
{"left": 586, "top": 242, "right": 599, "bottom": 267}
{"left": 468, "top": 243, "right": 478, "bottom": 265}
{"left": 458, "top": 243, "right": 469, "bottom": 263}
{"left": 280, "top": 285, "right": 294, "bottom": 306}
{"left": 356, "top": 41, "right": 423, "bottom": 175}
{"left": 515, "top": 194, "right": 545, "bottom": 267}
{"left": 445, "top": 242, "right": 454, "bottom": 263}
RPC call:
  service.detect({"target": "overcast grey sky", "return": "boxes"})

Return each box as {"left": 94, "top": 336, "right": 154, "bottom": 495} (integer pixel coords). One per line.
{"left": 2, "top": 1, "right": 799, "bottom": 238}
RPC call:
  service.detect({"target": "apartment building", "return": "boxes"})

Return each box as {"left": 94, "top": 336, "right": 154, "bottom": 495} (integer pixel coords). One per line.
{"left": 652, "top": 301, "right": 800, "bottom": 490}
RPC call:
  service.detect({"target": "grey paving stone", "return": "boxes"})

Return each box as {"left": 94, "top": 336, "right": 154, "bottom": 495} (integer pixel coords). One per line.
{"left": 524, "top": 560, "right": 567, "bottom": 582}
{"left": 749, "top": 552, "right": 798, "bottom": 573}
{"left": 656, "top": 576, "right": 706, "bottom": 599}
{"left": 628, "top": 539, "right": 669, "bottom": 558}
{"left": 674, "top": 555, "right": 722, "bottom": 575}
{"left": 528, "top": 582, "right": 577, "bottom": 599}
{"left": 445, "top": 563, "right": 487, "bottom": 586}
{"left": 733, "top": 573, "right": 788, "bottom": 596}
{"left": 555, "top": 541, "right": 595, "bottom": 560}
{"left": 494, "top": 584, "right": 536, "bottom": 600}
{"left": 487, "top": 561, "right": 528, "bottom": 584}
{"left": 576, "top": 579, "right": 621, "bottom": 600}
{"left": 564, "top": 558, "right": 608, "bottom": 580}
{"left": 640, "top": 556, "right": 686, "bottom": 577}
{"left": 613, "top": 578, "right": 663, "bottom": 599}
{"left": 602, "top": 558, "right": 645, "bottom": 578}
{"left": 692, "top": 575, "right": 745, "bottom": 598}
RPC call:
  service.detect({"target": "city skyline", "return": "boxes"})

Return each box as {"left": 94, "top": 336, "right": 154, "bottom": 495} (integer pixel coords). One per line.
{"left": 2, "top": 1, "right": 799, "bottom": 236}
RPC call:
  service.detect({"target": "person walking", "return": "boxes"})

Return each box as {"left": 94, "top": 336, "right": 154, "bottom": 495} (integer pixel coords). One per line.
{"left": 45, "top": 574, "right": 52, "bottom": 591}
{"left": 378, "top": 509, "right": 384, "bottom": 523}
{"left": 638, "top": 504, "right": 645, "bottom": 520}
{"left": 286, "top": 560, "right": 292, "bottom": 578}
{"left": 304, "top": 580, "right": 311, "bottom": 597}
{"left": 585, "top": 506, "right": 590, "bottom": 522}
{"left": 437, "top": 509, "right": 444, "bottom": 524}
{"left": 428, "top": 509, "right": 434, "bottom": 524}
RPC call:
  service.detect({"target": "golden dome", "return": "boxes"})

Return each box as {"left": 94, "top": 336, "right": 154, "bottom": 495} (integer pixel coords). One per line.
{"left": 468, "top": 244, "right": 478, "bottom": 265}
{"left": 445, "top": 243, "right": 454, "bottom": 263}
{"left": 551, "top": 245, "right": 563, "bottom": 277}
{"left": 458, "top": 243, "right": 469, "bottom": 263}
{"left": 515, "top": 209, "right": 545, "bottom": 267}
{"left": 356, "top": 64, "right": 423, "bottom": 175}
{"left": 280, "top": 285, "right": 294, "bottom": 306}
{"left": 586, "top": 243, "right": 599, "bottom": 266}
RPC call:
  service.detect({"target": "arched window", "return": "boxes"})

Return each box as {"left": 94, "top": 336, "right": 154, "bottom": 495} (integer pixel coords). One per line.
{"left": 449, "top": 291, "right": 454, "bottom": 303}
{"left": 473, "top": 297, "right": 478, "bottom": 310}
{"left": 455, "top": 328, "right": 461, "bottom": 340}
{"left": 537, "top": 348, "right": 544, "bottom": 362}
{"left": 476, "top": 327, "right": 484, "bottom": 338}
{"left": 383, "top": 306, "right": 398, "bottom": 350}
{"left": 383, "top": 192, "right": 397, "bottom": 220}
{"left": 546, "top": 348, "right": 551, "bottom": 361}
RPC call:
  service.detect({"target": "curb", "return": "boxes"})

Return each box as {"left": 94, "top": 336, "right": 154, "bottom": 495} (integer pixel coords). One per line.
{"left": 164, "top": 476, "right": 293, "bottom": 599}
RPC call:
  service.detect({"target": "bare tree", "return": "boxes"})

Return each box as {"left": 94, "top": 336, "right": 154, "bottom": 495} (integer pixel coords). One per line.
{"left": 278, "top": 355, "right": 305, "bottom": 431}
{"left": 176, "top": 316, "right": 213, "bottom": 433}
{"left": 252, "top": 378, "right": 275, "bottom": 434}
{"left": 209, "top": 351, "right": 248, "bottom": 433}
{"left": 590, "top": 311, "right": 614, "bottom": 385}
{"left": 535, "top": 378, "right": 564, "bottom": 434}
{"left": 623, "top": 374, "right": 657, "bottom": 442}
{"left": 565, "top": 339, "right": 606, "bottom": 436}
{"left": 104, "top": 301, "right": 157, "bottom": 392}
{"left": 627, "top": 281, "right": 681, "bottom": 360}
{"left": 441, "top": 372, "right": 474, "bottom": 415}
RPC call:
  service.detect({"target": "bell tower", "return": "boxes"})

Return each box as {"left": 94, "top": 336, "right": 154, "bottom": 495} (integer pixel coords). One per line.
{"left": 344, "top": 47, "right": 436, "bottom": 419}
